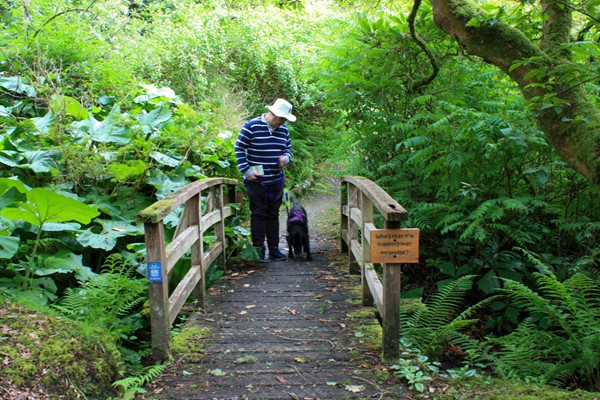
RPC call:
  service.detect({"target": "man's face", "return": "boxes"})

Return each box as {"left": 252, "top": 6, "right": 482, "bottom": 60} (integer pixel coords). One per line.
{"left": 271, "top": 114, "right": 287, "bottom": 129}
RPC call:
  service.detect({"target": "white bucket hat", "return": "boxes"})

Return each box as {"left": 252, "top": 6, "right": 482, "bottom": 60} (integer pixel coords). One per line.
{"left": 266, "top": 98, "right": 296, "bottom": 122}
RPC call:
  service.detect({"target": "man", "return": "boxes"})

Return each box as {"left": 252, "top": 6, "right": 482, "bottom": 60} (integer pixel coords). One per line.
{"left": 234, "top": 98, "right": 295, "bottom": 261}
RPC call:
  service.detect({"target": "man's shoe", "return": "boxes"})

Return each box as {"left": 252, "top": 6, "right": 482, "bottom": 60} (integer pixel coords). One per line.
{"left": 269, "top": 248, "right": 287, "bottom": 261}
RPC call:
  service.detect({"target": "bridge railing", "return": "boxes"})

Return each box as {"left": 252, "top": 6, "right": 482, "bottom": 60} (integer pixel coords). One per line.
{"left": 340, "top": 176, "right": 410, "bottom": 360}
{"left": 137, "top": 177, "right": 238, "bottom": 360}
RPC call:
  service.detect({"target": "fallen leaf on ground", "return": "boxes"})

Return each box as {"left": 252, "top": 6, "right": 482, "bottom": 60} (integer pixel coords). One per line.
{"left": 208, "top": 369, "right": 227, "bottom": 376}
{"left": 294, "top": 357, "right": 308, "bottom": 363}
{"left": 234, "top": 355, "right": 258, "bottom": 364}
{"left": 345, "top": 384, "right": 366, "bottom": 393}
{"left": 275, "top": 376, "right": 287, "bottom": 384}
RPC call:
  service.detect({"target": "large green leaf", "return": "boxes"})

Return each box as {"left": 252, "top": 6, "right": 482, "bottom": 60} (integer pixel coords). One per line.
{"left": 21, "top": 150, "right": 60, "bottom": 173}
{"left": 0, "top": 178, "right": 28, "bottom": 194}
{"left": 202, "top": 153, "right": 230, "bottom": 168}
{"left": 134, "top": 84, "right": 180, "bottom": 104}
{"left": 35, "top": 251, "right": 95, "bottom": 282}
{"left": 77, "top": 219, "right": 143, "bottom": 251}
{"left": 50, "top": 94, "right": 89, "bottom": 121}
{"left": 146, "top": 171, "right": 189, "bottom": 199}
{"left": 0, "top": 186, "right": 26, "bottom": 209}
{"left": 0, "top": 76, "right": 37, "bottom": 97}
{"left": 70, "top": 105, "right": 131, "bottom": 145}
{"left": 150, "top": 151, "right": 181, "bottom": 167}
{"left": 42, "top": 222, "right": 82, "bottom": 232}
{"left": 108, "top": 160, "right": 148, "bottom": 181}
{"left": 1, "top": 188, "right": 99, "bottom": 227}
{"left": 0, "top": 105, "right": 11, "bottom": 118}
{"left": 137, "top": 105, "right": 172, "bottom": 134}
{"left": 0, "top": 150, "right": 22, "bottom": 167}
{"left": 0, "top": 236, "right": 19, "bottom": 259}
{"left": 31, "top": 112, "right": 55, "bottom": 134}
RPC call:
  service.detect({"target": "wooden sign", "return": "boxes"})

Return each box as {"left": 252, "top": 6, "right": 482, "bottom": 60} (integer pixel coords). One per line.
{"left": 370, "top": 228, "right": 420, "bottom": 264}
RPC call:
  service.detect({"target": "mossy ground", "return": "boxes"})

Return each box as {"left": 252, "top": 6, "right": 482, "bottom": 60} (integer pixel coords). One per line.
{"left": 423, "top": 378, "right": 599, "bottom": 400}
{"left": 0, "top": 301, "right": 122, "bottom": 399}
{"left": 170, "top": 325, "right": 211, "bottom": 362}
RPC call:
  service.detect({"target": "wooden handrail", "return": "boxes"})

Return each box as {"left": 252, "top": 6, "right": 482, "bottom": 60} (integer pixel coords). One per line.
{"left": 340, "top": 175, "right": 409, "bottom": 360}
{"left": 138, "top": 177, "right": 238, "bottom": 360}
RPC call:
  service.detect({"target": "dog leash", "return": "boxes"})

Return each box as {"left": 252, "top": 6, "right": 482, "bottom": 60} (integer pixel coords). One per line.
{"left": 283, "top": 185, "right": 291, "bottom": 212}
{"left": 255, "top": 170, "right": 292, "bottom": 212}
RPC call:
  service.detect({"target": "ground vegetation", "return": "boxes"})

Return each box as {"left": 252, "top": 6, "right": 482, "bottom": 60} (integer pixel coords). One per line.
{"left": 0, "top": 0, "right": 598, "bottom": 398}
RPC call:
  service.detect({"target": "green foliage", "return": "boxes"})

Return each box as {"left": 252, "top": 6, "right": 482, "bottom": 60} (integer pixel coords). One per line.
{"left": 400, "top": 275, "right": 491, "bottom": 360}
{"left": 391, "top": 337, "right": 483, "bottom": 394}
{"left": 51, "top": 254, "right": 148, "bottom": 342}
{"left": 111, "top": 363, "right": 166, "bottom": 400}
{"left": 2, "top": 0, "right": 597, "bottom": 394}
{"left": 489, "top": 252, "right": 600, "bottom": 390}
{"left": 0, "top": 179, "right": 99, "bottom": 304}
{"left": 313, "top": 7, "right": 599, "bottom": 345}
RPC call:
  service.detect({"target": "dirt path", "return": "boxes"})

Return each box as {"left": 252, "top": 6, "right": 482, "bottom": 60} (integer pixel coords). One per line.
{"left": 278, "top": 176, "right": 341, "bottom": 241}
{"left": 140, "top": 177, "right": 409, "bottom": 399}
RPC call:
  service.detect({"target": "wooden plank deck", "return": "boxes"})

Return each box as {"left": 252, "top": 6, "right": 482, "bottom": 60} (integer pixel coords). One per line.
{"left": 140, "top": 240, "right": 409, "bottom": 399}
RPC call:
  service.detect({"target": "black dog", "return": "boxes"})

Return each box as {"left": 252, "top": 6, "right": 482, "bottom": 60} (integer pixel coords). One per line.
{"left": 286, "top": 199, "right": 312, "bottom": 261}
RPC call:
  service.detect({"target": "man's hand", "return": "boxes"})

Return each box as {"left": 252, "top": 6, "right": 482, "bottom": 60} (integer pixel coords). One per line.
{"left": 279, "top": 155, "right": 288, "bottom": 167}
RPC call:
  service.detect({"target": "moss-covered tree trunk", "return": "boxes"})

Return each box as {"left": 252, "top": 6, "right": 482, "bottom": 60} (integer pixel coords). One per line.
{"left": 428, "top": 0, "right": 600, "bottom": 189}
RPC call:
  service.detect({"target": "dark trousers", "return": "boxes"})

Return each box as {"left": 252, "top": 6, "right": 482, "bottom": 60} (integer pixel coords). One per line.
{"left": 245, "top": 180, "right": 283, "bottom": 251}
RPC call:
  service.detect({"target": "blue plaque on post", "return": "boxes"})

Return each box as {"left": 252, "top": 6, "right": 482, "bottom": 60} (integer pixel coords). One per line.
{"left": 148, "top": 262, "right": 162, "bottom": 283}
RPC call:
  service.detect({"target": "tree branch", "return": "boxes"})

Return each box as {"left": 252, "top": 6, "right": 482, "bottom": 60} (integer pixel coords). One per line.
{"left": 407, "top": 0, "right": 439, "bottom": 93}
{"left": 29, "top": 0, "right": 99, "bottom": 43}
{"left": 429, "top": 0, "right": 600, "bottom": 188}
{"left": 540, "top": 0, "right": 572, "bottom": 59}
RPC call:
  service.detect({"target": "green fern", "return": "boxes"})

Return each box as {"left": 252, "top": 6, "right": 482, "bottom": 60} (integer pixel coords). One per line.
{"left": 111, "top": 363, "right": 166, "bottom": 400}
{"left": 401, "top": 275, "right": 492, "bottom": 359}
{"left": 489, "top": 252, "right": 600, "bottom": 390}
{"left": 51, "top": 254, "right": 147, "bottom": 341}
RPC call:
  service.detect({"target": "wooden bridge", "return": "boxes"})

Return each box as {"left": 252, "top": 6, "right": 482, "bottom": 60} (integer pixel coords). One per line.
{"left": 137, "top": 176, "right": 415, "bottom": 399}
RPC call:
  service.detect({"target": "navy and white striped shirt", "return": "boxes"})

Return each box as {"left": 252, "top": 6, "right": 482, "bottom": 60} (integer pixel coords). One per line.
{"left": 234, "top": 115, "right": 292, "bottom": 185}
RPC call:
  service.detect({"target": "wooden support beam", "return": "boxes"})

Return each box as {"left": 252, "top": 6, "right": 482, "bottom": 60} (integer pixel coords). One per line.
{"left": 382, "top": 220, "right": 401, "bottom": 361}
{"left": 145, "top": 221, "right": 171, "bottom": 361}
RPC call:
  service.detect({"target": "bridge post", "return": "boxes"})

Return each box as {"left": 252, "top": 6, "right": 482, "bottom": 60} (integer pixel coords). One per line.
{"left": 190, "top": 193, "right": 205, "bottom": 307}
{"left": 340, "top": 182, "right": 348, "bottom": 254}
{"left": 145, "top": 221, "right": 171, "bottom": 361}
{"left": 361, "top": 192, "right": 374, "bottom": 307}
{"left": 216, "top": 185, "right": 227, "bottom": 270}
{"left": 382, "top": 219, "right": 401, "bottom": 361}
{"left": 347, "top": 183, "right": 360, "bottom": 274}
